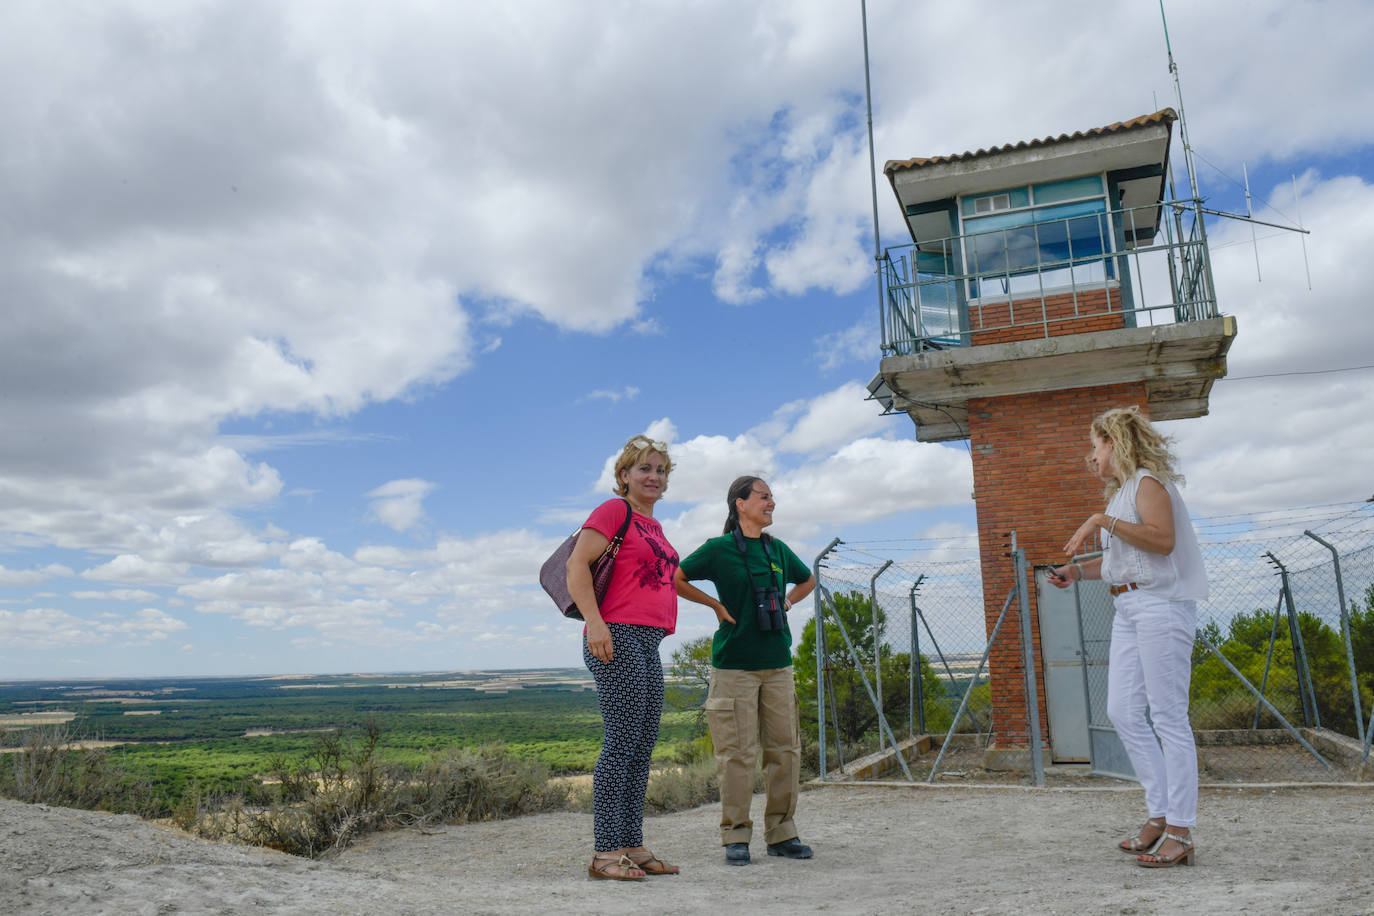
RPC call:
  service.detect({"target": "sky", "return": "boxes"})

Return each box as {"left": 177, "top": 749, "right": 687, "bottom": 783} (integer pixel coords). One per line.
{"left": 2, "top": 0, "right": 1373, "bottom": 680}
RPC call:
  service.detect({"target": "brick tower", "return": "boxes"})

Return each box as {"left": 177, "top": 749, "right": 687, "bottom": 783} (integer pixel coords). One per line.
{"left": 867, "top": 110, "right": 1236, "bottom": 765}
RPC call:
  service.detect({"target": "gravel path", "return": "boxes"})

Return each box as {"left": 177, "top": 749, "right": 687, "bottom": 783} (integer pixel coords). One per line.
{"left": 3, "top": 783, "right": 1372, "bottom": 914}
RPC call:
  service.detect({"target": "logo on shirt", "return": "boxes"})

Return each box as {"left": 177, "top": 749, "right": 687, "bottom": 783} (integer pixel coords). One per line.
{"left": 634, "top": 519, "right": 679, "bottom": 590}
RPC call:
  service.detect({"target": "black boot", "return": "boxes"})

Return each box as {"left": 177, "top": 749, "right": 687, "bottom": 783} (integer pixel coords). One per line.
{"left": 766, "top": 838, "right": 813, "bottom": 859}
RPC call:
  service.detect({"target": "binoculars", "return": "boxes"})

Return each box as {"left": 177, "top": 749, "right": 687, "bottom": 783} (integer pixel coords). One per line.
{"left": 754, "top": 585, "right": 787, "bottom": 632}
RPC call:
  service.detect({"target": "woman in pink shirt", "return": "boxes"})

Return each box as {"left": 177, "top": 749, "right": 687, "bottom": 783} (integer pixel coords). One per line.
{"left": 567, "top": 436, "right": 681, "bottom": 881}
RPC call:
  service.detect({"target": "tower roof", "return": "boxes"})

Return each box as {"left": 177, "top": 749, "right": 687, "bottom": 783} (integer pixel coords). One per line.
{"left": 884, "top": 109, "right": 1177, "bottom": 249}
{"left": 884, "top": 109, "right": 1176, "bottom": 176}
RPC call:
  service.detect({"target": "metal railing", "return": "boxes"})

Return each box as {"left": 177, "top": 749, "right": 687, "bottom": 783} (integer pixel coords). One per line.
{"left": 880, "top": 199, "right": 1219, "bottom": 355}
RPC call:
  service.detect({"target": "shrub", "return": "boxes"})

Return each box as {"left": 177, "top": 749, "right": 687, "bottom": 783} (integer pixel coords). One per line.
{"left": 186, "top": 728, "right": 573, "bottom": 858}
{"left": 0, "top": 724, "right": 159, "bottom": 816}
{"left": 643, "top": 757, "right": 719, "bottom": 814}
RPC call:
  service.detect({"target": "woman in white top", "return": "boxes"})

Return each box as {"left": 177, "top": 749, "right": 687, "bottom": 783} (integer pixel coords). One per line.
{"left": 1048, "top": 406, "right": 1208, "bottom": 868}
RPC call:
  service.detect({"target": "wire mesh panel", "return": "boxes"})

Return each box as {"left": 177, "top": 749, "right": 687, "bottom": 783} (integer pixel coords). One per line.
{"left": 809, "top": 540, "right": 1016, "bottom": 782}
{"left": 809, "top": 500, "right": 1374, "bottom": 786}
{"left": 1189, "top": 503, "right": 1374, "bottom": 780}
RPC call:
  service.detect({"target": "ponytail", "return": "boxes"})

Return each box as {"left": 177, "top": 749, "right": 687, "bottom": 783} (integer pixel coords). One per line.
{"left": 723, "top": 476, "right": 763, "bottom": 535}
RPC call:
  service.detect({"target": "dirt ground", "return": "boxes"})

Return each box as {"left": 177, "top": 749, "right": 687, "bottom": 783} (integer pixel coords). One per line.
{"left": 3, "top": 782, "right": 1372, "bottom": 915}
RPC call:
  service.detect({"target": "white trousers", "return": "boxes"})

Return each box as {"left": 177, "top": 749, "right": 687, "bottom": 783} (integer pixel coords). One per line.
{"left": 1106, "top": 589, "right": 1198, "bottom": 827}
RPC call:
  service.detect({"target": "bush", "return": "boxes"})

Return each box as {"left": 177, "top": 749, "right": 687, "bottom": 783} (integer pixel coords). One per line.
{"left": 188, "top": 724, "right": 574, "bottom": 857}
{"left": 0, "top": 725, "right": 159, "bottom": 816}
{"left": 643, "top": 757, "right": 719, "bottom": 814}
{"left": 4, "top": 718, "right": 728, "bottom": 860}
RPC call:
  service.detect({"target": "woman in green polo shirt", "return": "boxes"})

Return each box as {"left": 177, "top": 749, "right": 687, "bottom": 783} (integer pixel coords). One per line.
{"left": 673, "top": 475, "right": 816, "bottom": 866}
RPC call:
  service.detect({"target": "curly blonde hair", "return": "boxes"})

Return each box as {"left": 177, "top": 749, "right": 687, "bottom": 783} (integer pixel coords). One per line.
{"left": 612, "top": 435, "right": 672, "bottom": 497}
{"left": 1089, "top": 406, "right": 1182, "bottom": 498}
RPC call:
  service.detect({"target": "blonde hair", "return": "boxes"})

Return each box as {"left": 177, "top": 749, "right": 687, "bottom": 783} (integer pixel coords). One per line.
{"left": 1089, "top": 405, "right": 1182, "bottom": 498}
{"left": 612, "top": 435, "right": 672, "bottom": 497}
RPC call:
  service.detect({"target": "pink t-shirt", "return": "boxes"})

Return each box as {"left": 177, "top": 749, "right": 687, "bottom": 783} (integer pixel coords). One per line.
{"left": 582, "top": 498, "right": 679, "bottom": 633}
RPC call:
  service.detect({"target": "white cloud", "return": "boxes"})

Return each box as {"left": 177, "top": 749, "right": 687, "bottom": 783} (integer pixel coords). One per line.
{"left": 0, "top": 563, "right": 73, "bottom": 586}
{"left": 0, "top": 606, "right": 187, "bottom": 649}
{"left": 657, "top": 433, "right": 776, "bottom": 506}
{"left": 1, "top": 1, "right": 1372, "bottom": 676}
{"left": 776, "top": 381, "right": 890, "bottom": 455}
{"left": 367, "top": 479, "right": 436, "bottom": 532}
{"left": 815, "top": 316, "right": 879, "bottom": 371}
{"left": 582, "top": 386, "right": 640, "bottom": 404}
{"left": 69, "top": 589, "right": 159, "bottom": 602}
{"left": 774, "top": 438, "right": 973, "bottom": 535}
{"left": 0, "top": 608, "right": 108, "bottom": 649}
{"left": 1170, "top": 172, "right": 1374, "bottom": 514}
{"left": 81, "top": 556, "right": 191, "bottom": 584}
{"left": 281, "top": 538, "right": 356, "bottom": 573}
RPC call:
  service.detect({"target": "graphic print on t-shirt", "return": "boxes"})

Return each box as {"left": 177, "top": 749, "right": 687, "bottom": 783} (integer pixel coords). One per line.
{"left": 633, "top": 519, "right": 679, "bottom": 590}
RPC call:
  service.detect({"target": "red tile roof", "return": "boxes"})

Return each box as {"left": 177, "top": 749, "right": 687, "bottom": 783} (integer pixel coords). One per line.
{"left": 884, "top": 109, "right": 1177, "bottom": 175}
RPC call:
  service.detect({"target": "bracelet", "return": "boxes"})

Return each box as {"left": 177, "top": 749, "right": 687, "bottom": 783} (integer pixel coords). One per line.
{"left": 1073, "top": 562, "right": 1083, "bottom": 581}
{"left": 1106, "top": 516, "right": 1118, "bottom": 536}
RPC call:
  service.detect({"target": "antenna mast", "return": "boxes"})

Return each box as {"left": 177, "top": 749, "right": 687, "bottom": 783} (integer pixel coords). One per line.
{"left": 1160, "top": 0, "right": 1216, "bottom": 304}
{"left": 861, "top": 0, "right": 886, "bottom": 354}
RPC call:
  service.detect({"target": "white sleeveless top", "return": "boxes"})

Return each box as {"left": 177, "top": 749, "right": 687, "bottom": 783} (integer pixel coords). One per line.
{"left": 1099, "top": 468, "right": 1209, "bottom": 601}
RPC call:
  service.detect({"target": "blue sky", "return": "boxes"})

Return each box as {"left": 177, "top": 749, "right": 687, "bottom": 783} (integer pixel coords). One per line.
{"left": 3, "top": 0, "right": 1373, "bottom": 679}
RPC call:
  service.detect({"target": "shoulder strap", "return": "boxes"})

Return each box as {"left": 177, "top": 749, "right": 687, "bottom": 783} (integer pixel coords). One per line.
{"left": 731, "top": 527, "right": 778, "bottom": 587}
{"left": 612, "top": 498, "right": 633, "bottom": 543}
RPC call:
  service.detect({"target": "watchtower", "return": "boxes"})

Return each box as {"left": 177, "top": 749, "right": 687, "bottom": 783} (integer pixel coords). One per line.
{"left": 867, "top": 109, "right": 1236, "bottom": 766}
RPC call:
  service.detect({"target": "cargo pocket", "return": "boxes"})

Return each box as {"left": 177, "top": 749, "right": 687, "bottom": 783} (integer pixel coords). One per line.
{"left": 704, "top": 696, "right": 738, "bottom": 755}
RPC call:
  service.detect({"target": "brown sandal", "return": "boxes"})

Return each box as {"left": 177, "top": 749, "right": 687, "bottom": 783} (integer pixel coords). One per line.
{"left": 629, "top": 852, "right": 680, "bottom": 876}
{"left": 1118, "top": 817, "right": 1165, "bottom": 853}
{"left": 588, "top": 853, "right": 646, "bottom": 881}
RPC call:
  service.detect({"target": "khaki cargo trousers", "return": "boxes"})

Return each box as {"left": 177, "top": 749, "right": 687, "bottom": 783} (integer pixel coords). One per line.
{"left": 704, "top": 665, "right": 800, "bottom": 846}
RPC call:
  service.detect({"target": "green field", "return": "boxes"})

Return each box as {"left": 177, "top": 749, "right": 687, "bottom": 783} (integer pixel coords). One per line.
{"left": 0, "top": 669, "right": 701, "bottom": 811}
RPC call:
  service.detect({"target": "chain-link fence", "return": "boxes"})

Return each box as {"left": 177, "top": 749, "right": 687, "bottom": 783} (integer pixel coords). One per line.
{"left": 809, "top": 500, "right": 1374, "bottom": 786}
{"left": 805, "top": 537, "right": 1005, "bottom": 783}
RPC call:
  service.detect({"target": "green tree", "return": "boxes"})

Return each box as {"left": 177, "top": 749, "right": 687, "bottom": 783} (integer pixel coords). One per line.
{"left": 793, "top": 590, "right": 946, "bottom": 747}
{"left": 666, "top": 635, "right": 712, "bottom": 739}
{"left": 1190, "top": 602, "right": 1373, "bottom": 737}
{"left": 1347, "top": 584, "right": 1374, "bottom": 695}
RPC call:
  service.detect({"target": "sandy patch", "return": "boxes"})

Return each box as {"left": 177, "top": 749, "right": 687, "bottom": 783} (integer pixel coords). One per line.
{"left": 0, "top": 712, "right": 76, "bottom": 727}
{"left": 3, "top": 783, "right": 1372, "bottom": 914}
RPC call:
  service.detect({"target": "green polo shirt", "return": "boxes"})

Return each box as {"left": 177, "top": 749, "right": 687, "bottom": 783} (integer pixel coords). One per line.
{"left": 678, "top": 532, "right": 811, "bottom": 670}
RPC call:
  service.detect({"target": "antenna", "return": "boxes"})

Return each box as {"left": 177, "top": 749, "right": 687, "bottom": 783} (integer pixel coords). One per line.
{"left": 861, "top": 0, "right": 885, "bottom": 355}
{"left": 1244, "top": 163, "right": 1260, "bottom": 281}
{"left": 1159, "top": 0, "right": 1215, "bottom": 303}
{"left": 1159, "top": 1, "right": 1310, "bottom": 287}
{"left": 1292, "top": 174, "right": 1313, "bottom": 290}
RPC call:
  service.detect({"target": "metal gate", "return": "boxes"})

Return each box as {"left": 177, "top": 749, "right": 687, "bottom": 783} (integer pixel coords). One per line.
{"left": 1035, "top": 567, "right": 1133, "bottom": 775}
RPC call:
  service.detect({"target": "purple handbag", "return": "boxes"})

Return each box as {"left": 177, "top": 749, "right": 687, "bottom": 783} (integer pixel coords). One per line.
{"left": 539, "top": 499, "right": 633, "bottom": 620}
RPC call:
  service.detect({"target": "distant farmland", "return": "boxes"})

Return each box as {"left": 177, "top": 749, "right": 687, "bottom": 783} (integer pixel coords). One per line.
{"left": 0, "top": 669, "right": 700, "bottom": 809}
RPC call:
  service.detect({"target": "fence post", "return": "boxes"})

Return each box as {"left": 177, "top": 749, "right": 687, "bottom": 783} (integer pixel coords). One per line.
{"left": 1253, "top": 591, "right": 1286, "bottom": 730}
{"left": 1305, "top": 531, "right": 1366, "bottom": 745}
{"left": 812, "top": 538, "right": 841, "bottom": 782}
{"left": 909, "top": 575, "right": 926, "bottom": 737}
{"left": 870, "top": 559, "right": 893, "bottom": 757}
{"left": 1012, "top": 534, "right": 1045, "bottom": 787}
{"left": 816, "top": 583, "right": 914, "bottom": 781}
{"left": 927, "top": 586, "right": 1017, "bottom": 782}
{"left": 1199, "top": 635, "right": 1333, "bottom": 770}
{"left": 914, "top": 599, "right": 986, "bottom": 735}
{"left": 1267, "top": 552, "right": 1319, "bottom": 728}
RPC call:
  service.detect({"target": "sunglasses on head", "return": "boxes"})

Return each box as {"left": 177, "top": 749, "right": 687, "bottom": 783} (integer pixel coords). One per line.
{"left": 630, "top": 437, "right": 668, "bottom": 453}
